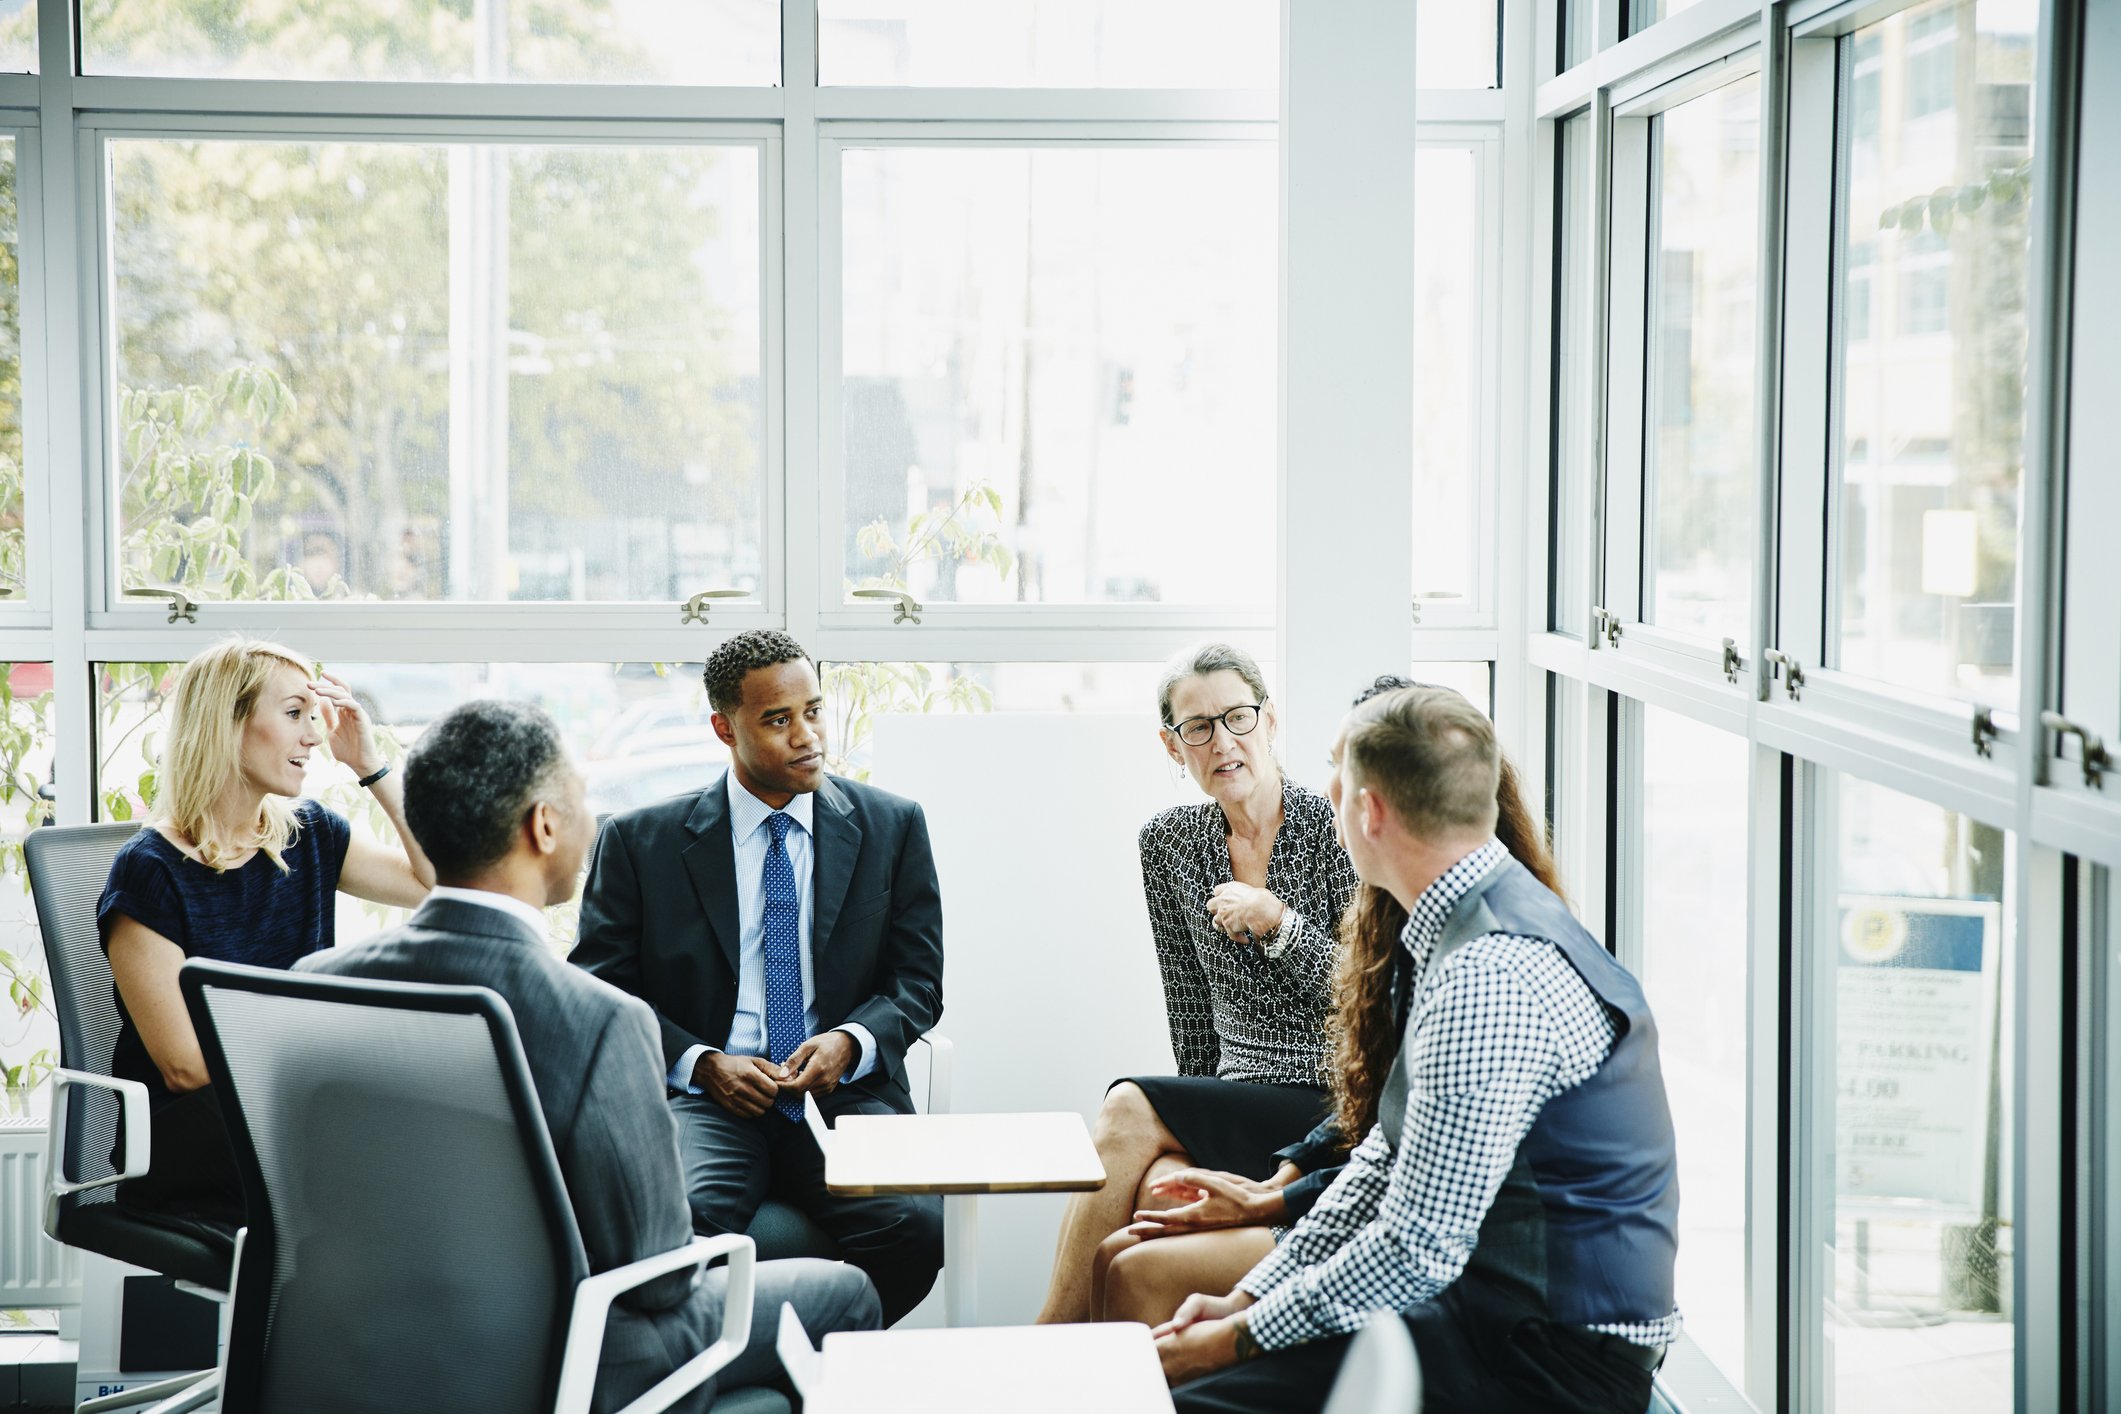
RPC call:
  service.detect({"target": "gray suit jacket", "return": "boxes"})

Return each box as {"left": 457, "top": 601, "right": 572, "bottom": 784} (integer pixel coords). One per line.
{"left": 573, "top": 772, "right": 944, "bottom": 1114}
{"left": 297, "top": 895, "right": 718, "bottom": 1414}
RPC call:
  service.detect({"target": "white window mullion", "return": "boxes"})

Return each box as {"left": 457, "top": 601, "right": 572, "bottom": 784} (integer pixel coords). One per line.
{"left": 39, "top": 3, "right": 91, "bottom": 824}
{"left": 783, "top": 0, "right": 822, "bottom": 650}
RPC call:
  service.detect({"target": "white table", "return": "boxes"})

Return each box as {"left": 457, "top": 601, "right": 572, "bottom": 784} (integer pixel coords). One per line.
{"left": 804, "top": 1321, "right": 1176, "bottom": 1414}
{"left": 807, "top": 1098, "right": 1105, "bottom": 1324}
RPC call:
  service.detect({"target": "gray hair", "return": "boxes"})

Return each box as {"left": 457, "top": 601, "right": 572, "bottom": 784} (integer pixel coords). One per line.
{"left": 403, "top": 699, "right": 574, "bottom": 883}
{"left": 1156, "top": 642, "right": 1272, "bottom": 726}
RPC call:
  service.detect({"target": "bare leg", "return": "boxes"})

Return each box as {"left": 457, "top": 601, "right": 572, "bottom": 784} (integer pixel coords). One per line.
{"left": 1089, "top": 1225, "right": 1144, "bottom": 1320}
{"left": 1102, "top": 1227, "right": 1280, "bottom": 1328}
{"left": 1037, "top": 1083, "right": 1188, "bottom": 1323}
{"left": 1136, "top": 1153, "right": 1195, "bottom": 1213}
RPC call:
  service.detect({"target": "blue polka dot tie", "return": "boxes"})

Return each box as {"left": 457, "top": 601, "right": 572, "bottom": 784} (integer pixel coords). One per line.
{"left": 762, "top": 811, "right": 806, "bottom": 1122}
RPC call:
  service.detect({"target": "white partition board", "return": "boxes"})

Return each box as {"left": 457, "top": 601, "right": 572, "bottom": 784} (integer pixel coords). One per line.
{"left": 871, "top": 712, "right": 1196, "bottom": 1326}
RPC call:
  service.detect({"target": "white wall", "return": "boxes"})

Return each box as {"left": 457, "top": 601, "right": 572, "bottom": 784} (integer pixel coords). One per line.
{"left": 871, "top": 712, "right": 1194, "bottom": 1326}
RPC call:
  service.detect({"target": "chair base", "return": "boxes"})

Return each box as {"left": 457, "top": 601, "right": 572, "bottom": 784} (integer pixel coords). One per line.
{"left": 78, "top": 1367, "right": 214, "bottom": 1414}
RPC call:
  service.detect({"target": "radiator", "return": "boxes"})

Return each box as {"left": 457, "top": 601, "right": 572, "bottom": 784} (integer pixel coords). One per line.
{"left": 0, "top": 1113, "right": 82, "bottom": 1308}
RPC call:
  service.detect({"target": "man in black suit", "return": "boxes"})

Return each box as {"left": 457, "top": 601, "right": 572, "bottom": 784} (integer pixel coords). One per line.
{"left": 301, "top": 699, "right": 880, "bottom": 1411}
{"left": 574, "top": 630, "right": 946, "bottom": 1324}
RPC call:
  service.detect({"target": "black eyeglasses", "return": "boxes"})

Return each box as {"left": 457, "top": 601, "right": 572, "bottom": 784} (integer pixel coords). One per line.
{"left": 1166, "top": 702, "right": 1265, "bottom": 747}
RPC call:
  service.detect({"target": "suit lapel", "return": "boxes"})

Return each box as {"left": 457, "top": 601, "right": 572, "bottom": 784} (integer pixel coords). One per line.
{"left": 811, "top": 777, "right": 861, "bottom": 953}
{"left": 681, "top": 781, "right": 744, "bottom": 978}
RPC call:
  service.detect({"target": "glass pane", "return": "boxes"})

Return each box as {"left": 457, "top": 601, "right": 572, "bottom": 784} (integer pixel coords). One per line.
{"left": 1414, "top": 147, "right": 1481, "bottom": 604}
{"left": 840, "top": 146, "right": 1276, "bottom": 607}
{"left": 1821, "top": 773, "right": 2014, "bottom": 1410}
{"left": 1562, "top": 0, "right": 1592, "bottom": 71}
{"left": 0, "top": 136, "right": 20, "bottom": 597}
{"left": 1630, "top": 0, "right": 1706, "bottom": 36}
{"left": 96, "top": 660, "right": 732, "bottom": 950}
{"left": 1411, "top": 660, "right": 1494, "bottom": 717}
{"left": 819, "top": 0, "right": 1277, "bottom": 88}
{"left": 1420, "top": 0, "right": 1499, "bottom": 89}
{"left": 0, "top": 663, "right": 56, "bottom": 1108}
{"left": 82, "top": 0, "right": 777, "bottom": 84}
{"left": 1639, "top": 706, "right": 1748, "bottom": 1382}
{"left": 111, "top": 139, "right": 764, "bottom": 604}
{"left": 1646, "top": 76, "right": 1759, "bottom": 642}
{"left": 1834, "top": 0, "right": 2035, "bottom": 707}
{"left": 0, "top": 2, "right": 34, "bottom": 73}
{"left": 1551, "top": 112, "right": 1594, "bottom": 634}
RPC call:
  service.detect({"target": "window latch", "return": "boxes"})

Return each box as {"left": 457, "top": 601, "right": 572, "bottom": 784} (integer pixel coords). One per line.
{"left": 1762, "top": 649, "right": 1804, "bottom": 701}
{"left": 679, "top": 589, "right": 747, "bottom": 626}
{"left": 124, "top": 586, "right": 199, "bottom": 624}
{"left": 1971, "top": 705, "right": 1998, "bottom": 759}
{"left": 1591, "top": 607, "right": 1623, "bottom": 648}
{"left": 852, "top": 588, "right": 923, "bottom": 625}
{"left": 1721, "top": 638, "right": 1742, "bottom": 685}
{"left": 2040, "top": 710, "right": 2109, "bottom": 789}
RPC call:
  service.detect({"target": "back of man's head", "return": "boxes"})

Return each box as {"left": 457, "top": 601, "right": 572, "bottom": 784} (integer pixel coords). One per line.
{"left": 404, "top": 699, "right": 572, "bottom": 885}
{"left": 1344, "top": 686, "right": 1501, "bottom": 844}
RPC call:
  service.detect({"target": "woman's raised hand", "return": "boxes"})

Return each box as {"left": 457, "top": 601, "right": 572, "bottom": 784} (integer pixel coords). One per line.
{"left": 1205, "top": 881, "right": 1287, "bottom": 942}
{"left": 308, "top": 671, "right": 383, "bottom": 779}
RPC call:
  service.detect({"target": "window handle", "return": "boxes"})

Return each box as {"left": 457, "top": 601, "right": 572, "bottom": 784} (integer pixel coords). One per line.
{"left": 124, "top": 586, "right": 199, "bottom": 624}
{"left": 679, "top": 589, "right": 747, "bottom": 626}
{"left": 1591, "top": 607, "right": 1623, "bottom": 648}
{"left": 1721, "top": 638, "right": 1743, "bottom": 685}
{"left": 1762, "top": 649, "right": 1804, "bottom": 701}
{"left": 2040, "top": 711, "right": 2109, "bottom": 789}
{"left": 852, "top": 588, "right": 922, "bottom": 625}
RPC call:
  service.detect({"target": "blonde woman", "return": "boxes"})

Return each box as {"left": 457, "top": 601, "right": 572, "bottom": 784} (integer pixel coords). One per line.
{"left": 98, "top": 638, "right": 433, "bottom": 1222}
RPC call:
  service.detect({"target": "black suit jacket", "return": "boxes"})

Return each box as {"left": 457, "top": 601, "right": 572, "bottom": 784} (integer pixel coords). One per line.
{"left": 572, "top": 771, "right": 945, "bottom": 1114}
{"left": 298, "top": 896, "right": 716, "bottom": 1414}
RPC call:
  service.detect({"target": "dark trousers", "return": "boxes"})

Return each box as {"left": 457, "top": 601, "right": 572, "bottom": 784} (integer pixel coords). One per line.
{"left": 116, "top": 1086, "right": 245, "bottom": 1227}
{"left": 671, "top": 1089, "right": 943, "bottom": 1326}
{"left": 1172, "top": 1278, "right": 1656, "bottom": 1414}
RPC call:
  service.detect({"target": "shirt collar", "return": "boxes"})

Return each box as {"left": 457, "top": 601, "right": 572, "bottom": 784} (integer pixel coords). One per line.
{"left": 426, "top": 884, "right": 552, "bottom": 940}
{"left": 1400, "top": 837, "right": 1509, "bottom": 964}
{"left": 726, "top": 769, "right": 815, "bottom": 843}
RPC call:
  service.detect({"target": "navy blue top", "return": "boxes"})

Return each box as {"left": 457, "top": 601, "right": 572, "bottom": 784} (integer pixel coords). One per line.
{"left": 98, "top": 801, "right": 353, "bottom": 1107}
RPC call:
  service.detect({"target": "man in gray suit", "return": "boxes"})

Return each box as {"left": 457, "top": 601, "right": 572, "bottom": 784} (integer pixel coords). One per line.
{"left": 574, "top": 630, "right": 946, "bottom": 1324}
{"left": 301, "top": 699, "right": 880, "bottom": 1412}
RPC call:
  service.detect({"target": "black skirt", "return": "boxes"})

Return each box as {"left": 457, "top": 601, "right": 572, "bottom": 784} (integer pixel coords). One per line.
{"left": 1115, "top": 1075, "right": 1331, "bottom": 1181}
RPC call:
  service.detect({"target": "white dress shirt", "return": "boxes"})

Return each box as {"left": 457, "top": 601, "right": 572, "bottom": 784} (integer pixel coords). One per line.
{"left": 426, "top": 884, "right": 552, "bottom": 938}
{"left": 667, "top": 772, "right": 878, "bottom": 1094}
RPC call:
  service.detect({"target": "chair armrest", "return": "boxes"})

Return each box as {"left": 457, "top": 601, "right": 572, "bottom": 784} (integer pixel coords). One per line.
{"left": 552, "top": 1232, "right": 755, "bottom": 1414}
{"left": 912, "top": 1031, "right": 954, "bottom": 1115}
{"left": 43, "top": 1070, "right": 151, "bottom": 1235}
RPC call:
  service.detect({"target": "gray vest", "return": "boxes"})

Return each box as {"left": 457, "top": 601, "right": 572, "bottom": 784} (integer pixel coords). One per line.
{"left": 1380, "top": 853, "right": 1679, "bottom": 1328}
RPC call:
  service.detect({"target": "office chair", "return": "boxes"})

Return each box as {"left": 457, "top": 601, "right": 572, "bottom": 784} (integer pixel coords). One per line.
{"left": 179, "top": 958, "right": 758, "bottom": 1414}
{"left": 27, "top": 820, "right": 232, "bottom": 1414}
{"left": 1321, "top": 1311, "right": 1422, "bottom": 1414}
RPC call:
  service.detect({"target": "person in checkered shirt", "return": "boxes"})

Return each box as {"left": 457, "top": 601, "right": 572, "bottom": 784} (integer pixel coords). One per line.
{"left": 1153, "top": 685, "right": 1681, "bottom": 1414}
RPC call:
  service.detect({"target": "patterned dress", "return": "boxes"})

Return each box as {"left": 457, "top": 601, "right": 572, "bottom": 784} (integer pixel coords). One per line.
{"left": 1139, "top": 777, "right": 1360, "bottom": 1084}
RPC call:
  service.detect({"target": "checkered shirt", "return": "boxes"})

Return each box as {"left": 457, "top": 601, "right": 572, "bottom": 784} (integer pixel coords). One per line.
{"left": 1237, "top": 838, "right": 1683, "bottom": 1352}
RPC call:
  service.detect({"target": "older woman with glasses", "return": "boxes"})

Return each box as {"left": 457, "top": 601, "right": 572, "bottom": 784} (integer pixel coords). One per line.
{"left": 1039, "top": 643, "right": 1358, "bottom": 1324}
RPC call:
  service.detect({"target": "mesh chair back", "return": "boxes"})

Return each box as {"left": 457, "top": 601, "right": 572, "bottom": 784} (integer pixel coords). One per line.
{"left": 24, "top": 822, "right": 144, "bottom": 1214}
{"left": 182, "top": 961, "right": 590, "bottom": 1414}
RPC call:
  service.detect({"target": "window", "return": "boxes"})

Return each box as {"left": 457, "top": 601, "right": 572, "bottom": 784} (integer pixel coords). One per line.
{"left": 1629, "top": 0, "right": 1706, "bottom": 35}
{"left": 836, "top": 144, "right": 1276, "bottom": 608}
{"left": 0, "top": 134, "right": 20, "bottom": 598}
{"left": 817, "top": 0, "right": 1277, "bottom": 88}
{"left": 1414, "top": 145, "right": 1484, "bottom": 606}
{"left": 1814, "top": 774, "right": 2015, "bottom": 1411}
{"left": 1550, "top": 111, "right": 1594, "bottom": 634}
{"left": 1831, "top": 0, "right": 2035, "bottom": 707}
{"left": 1414, "top": 660, "right": 1495, "bottom": 718}
{"left": 81, "top": 0, "right": 779, "bottom": 85}
{"left": 110, "top": 137, "right": 765, "bottom": 604}
{"left": 1635, "top": 706, "right": 1749, "bottom": 1382}
{"left": 0, "top": 662, "right": 54, "bottom": 1092}
{"left": 1645, "top": 76, "right": 1759, "bottom": 643}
